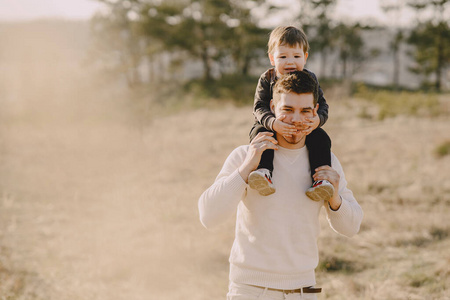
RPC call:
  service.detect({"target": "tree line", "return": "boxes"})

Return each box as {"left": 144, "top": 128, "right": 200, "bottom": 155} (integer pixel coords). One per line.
{"left": 90, "top": 0, "right": 449, "bottom": 92}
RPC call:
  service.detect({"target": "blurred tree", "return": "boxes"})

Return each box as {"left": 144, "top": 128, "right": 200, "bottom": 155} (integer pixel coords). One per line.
{"left": 297, "top": 0, "right": 314, "bottom": 27}
{"left": 139, "top": 0, "right": 267, "bottom": 81}
{"left": 381, "top": 0, "right": 406, "bottom": 90}
{"left": 219, "top": 5, "right": 269, "bottom": 76}
{"left": 90, "top": 0, "right": 268, "bottom": 87}
{"left": 90, "top": 0, "right": 145, "bottom": 88}
{"left": 303, "top": 0, "right": 338, "bottom": 78}
{"left": 334, "top": 23, "right": 365, "bottom": 78}
{"left": 407, "top": 0, "right": 450, "bottom": 91}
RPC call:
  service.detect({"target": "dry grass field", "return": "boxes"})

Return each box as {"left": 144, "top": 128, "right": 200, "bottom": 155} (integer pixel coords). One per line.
{"left": 0, "top": 22, "right": 449, "bottom": 300}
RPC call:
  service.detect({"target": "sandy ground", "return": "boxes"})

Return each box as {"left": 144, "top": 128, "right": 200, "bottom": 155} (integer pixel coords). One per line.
{"left": 0, "top": 58, "right": 253, "bottom": 299}
{"left": 0, "top": 25, "right": 450, "bottom": 300}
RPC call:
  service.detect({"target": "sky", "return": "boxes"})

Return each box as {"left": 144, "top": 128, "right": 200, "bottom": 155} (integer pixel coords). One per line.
{"left": 0, "top": 0, "right": 410, "bottom": 25}
{"left": 0, "top": 0, "right": 104, "bottom": 21}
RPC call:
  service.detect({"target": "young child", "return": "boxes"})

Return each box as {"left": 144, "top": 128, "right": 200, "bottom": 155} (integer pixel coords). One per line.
{"left": 248, "top": 25, "right": 334, "bottom": 201}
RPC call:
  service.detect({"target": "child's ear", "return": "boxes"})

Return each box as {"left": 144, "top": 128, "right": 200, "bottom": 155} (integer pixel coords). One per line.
{"left": 313, "top": 103, "right": 318, "bottom": 115}
{"left": 268, "top": 53, "right": 275, "bottom": 66}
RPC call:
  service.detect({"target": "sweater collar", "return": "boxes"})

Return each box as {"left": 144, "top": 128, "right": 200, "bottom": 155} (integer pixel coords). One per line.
{"left": 277, "top": 145, "right": 307, "bottom": 155}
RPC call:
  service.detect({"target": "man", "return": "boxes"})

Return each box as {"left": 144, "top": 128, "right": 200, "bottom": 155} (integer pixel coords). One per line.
{"left": 198, "top": 71, "right": 363, "bottom": 300}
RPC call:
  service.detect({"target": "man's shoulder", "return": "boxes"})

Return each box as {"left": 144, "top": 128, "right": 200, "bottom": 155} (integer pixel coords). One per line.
{"left": 330, "top": 152, "right": 344, "bottom": 172}
{"left": 225, "top": 145, "right": 249, "bottom": 164}
{"left": 232, "top": 145, "right": 249, "bottom": 154}
{"left": 330, "top": 151, "right": 339, "bottom": 162}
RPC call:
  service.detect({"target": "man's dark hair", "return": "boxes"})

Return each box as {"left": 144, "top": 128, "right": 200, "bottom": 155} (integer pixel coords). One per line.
{"left": 273, "top": 70, "right": 319, "bottom": 105}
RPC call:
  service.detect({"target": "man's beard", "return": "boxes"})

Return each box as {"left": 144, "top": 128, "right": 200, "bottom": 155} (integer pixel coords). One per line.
{"left": 279, "top": 131, "right": 306, "bottom": 145}
{"left": 284, "top": 135, "right": 304, "bottom": 144}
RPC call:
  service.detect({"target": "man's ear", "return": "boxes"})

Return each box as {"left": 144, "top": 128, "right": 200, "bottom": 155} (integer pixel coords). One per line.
{"left": 313, "top": 103, "right": 319, "bottom": 115}
{"left": 268, "top": 53, "right": 275, "bottom": 66}
{"left": 270, "top": 99, "right": 275, "bottom": 114}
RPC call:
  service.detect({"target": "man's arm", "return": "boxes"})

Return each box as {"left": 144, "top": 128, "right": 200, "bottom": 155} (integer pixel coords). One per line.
{"left": 314, "top": 154, "right": 363, "bottom": 237}
{"left": 327, "top": 154, "right": 363, "bottom": 237}
{"left": 198, "top": 146, "right": 248, "bottom": 229}
{"left": 198, "top": 133, "right": 278, "bottom": 229}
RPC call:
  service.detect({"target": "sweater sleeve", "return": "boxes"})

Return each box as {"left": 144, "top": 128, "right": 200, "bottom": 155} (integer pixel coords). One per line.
{"left": 305, "top": 69, "right": 329, "bottom": 127}
{"left": 198, "top": 146, "right": 248, "bottom": 229}
{"left": 253, "top": 71, "right": 276, "bottom": 131}
{"left": 324, "top": 153, "right": 363, "bottom": 237}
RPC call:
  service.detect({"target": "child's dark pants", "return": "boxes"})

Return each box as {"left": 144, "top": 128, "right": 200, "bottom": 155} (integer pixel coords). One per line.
{"left": 249, "top": 123, "right": 332, "bottom": 179}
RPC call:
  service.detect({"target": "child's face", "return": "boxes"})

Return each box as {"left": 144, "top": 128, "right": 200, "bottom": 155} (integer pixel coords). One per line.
{"left": 269, "top": 43, "right": 308, "bottom": 77}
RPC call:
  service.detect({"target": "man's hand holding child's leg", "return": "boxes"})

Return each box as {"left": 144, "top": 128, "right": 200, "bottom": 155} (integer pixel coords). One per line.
{"left": 240, "top": 132, "right": 278, "bottom": 196}
{"left": 306, "top": 166, "right": 336, "bottom": 203}
{"left": 311, "top": 166, "right": 341, "bottom": 210}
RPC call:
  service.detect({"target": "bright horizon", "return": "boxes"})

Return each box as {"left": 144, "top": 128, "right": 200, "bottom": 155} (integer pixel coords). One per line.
{"left": 0, "top": 0, "right": 104, "bottom": 21}
{"left": 0, "top": 0, "right": 407, "bottom": 25}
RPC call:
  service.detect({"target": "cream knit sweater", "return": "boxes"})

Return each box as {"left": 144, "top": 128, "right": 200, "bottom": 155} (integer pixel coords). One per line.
{"left": 199, "top": 145, "right": 363, "bottom": 289}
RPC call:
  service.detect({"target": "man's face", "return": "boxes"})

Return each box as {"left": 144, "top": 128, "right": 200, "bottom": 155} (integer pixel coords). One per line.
{"left": 271, "top": 92, "right": 317, "bottom": 149}
{"left": 269, "top": 43, "right": 308, "bottom": 78}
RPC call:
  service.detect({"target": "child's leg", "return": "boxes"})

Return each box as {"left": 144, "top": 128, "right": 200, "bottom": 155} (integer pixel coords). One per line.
{"left": 305, "top": 128, "right": 331, "bottom": 179}
{"left": 249, "top": 123, "right": 274, "bottom": 174}
{"left": 248, "top": 123, "right": 276, "bottom": 196}
{"left": 305, "top": 128, "right": 333, "bottom": 201}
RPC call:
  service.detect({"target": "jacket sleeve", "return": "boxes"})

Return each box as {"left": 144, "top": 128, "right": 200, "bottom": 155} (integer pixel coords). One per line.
{"left": 253, "top": 73, "right": 276, "bottom": 131}
{"left": 306, "top": 70, "right": 329, "bottom": 127}
{"left": 324, "top": 153, "right": 363, "bottom": 237}
{"left": 198, "top": 146, "right": 248, "bottom": 229}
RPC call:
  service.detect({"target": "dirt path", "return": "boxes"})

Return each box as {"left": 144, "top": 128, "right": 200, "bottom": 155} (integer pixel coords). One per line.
{"left": 1, "top": 27, "right": 449, "bottom": 299}
{"left": 0, "top": 59, "right": 252, "bottom": 299}
{"left": 1, "top": 73, "right": 450, "bottom": 299}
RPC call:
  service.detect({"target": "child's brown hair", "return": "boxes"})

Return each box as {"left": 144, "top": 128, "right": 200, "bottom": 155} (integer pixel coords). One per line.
{"left": 267, "top": 26, "right": 309, "bottom": 55}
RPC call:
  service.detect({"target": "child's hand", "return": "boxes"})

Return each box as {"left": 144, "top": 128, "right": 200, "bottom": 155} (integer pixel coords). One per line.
{"left": 273, "top": 115, "right": 296, "bottom": 137}
{"left": 302, "top": 113, "right": 320, "bottom": 135}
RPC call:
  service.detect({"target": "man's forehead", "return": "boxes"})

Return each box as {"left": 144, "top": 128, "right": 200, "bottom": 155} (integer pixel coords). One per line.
{"left": 278, "top": 92, "right": 314, "bottom": 108}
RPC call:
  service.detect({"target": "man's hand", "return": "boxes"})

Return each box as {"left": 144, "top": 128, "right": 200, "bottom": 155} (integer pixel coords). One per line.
{"left": 313, "top": 166, "right": 342, "bottom": 210}
{"left": 301, "top": 112, "right": 320, "bottom": 135}
{"left": 238, "top": 132, "right": 278, "bottom": 183}
{"left": 272, "top": 115, "right": 297, "bottom": 138}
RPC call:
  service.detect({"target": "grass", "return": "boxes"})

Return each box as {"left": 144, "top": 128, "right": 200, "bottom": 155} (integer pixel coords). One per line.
{"left": 1, "top": 25, "right": 450, "bottom": 300}
{"left": 317, "top": 255, "right": 360, "bottom": 274}
{"left": 2, "top": 73, "right": 450, "bottom": 299}
{"left": 2, "top": 69, "right": 450, "bottom": 299}
{"left": 435, "top": 140, "right": 450, "bottom": 158}
{"left": 0, "top": 244, "right": 43, "bottom": 300}
{"left": 353, "top": 83, "right": 443, "bottom": 120}
{"left": 183, "top": 74, "right": 258, "bottom": 105}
